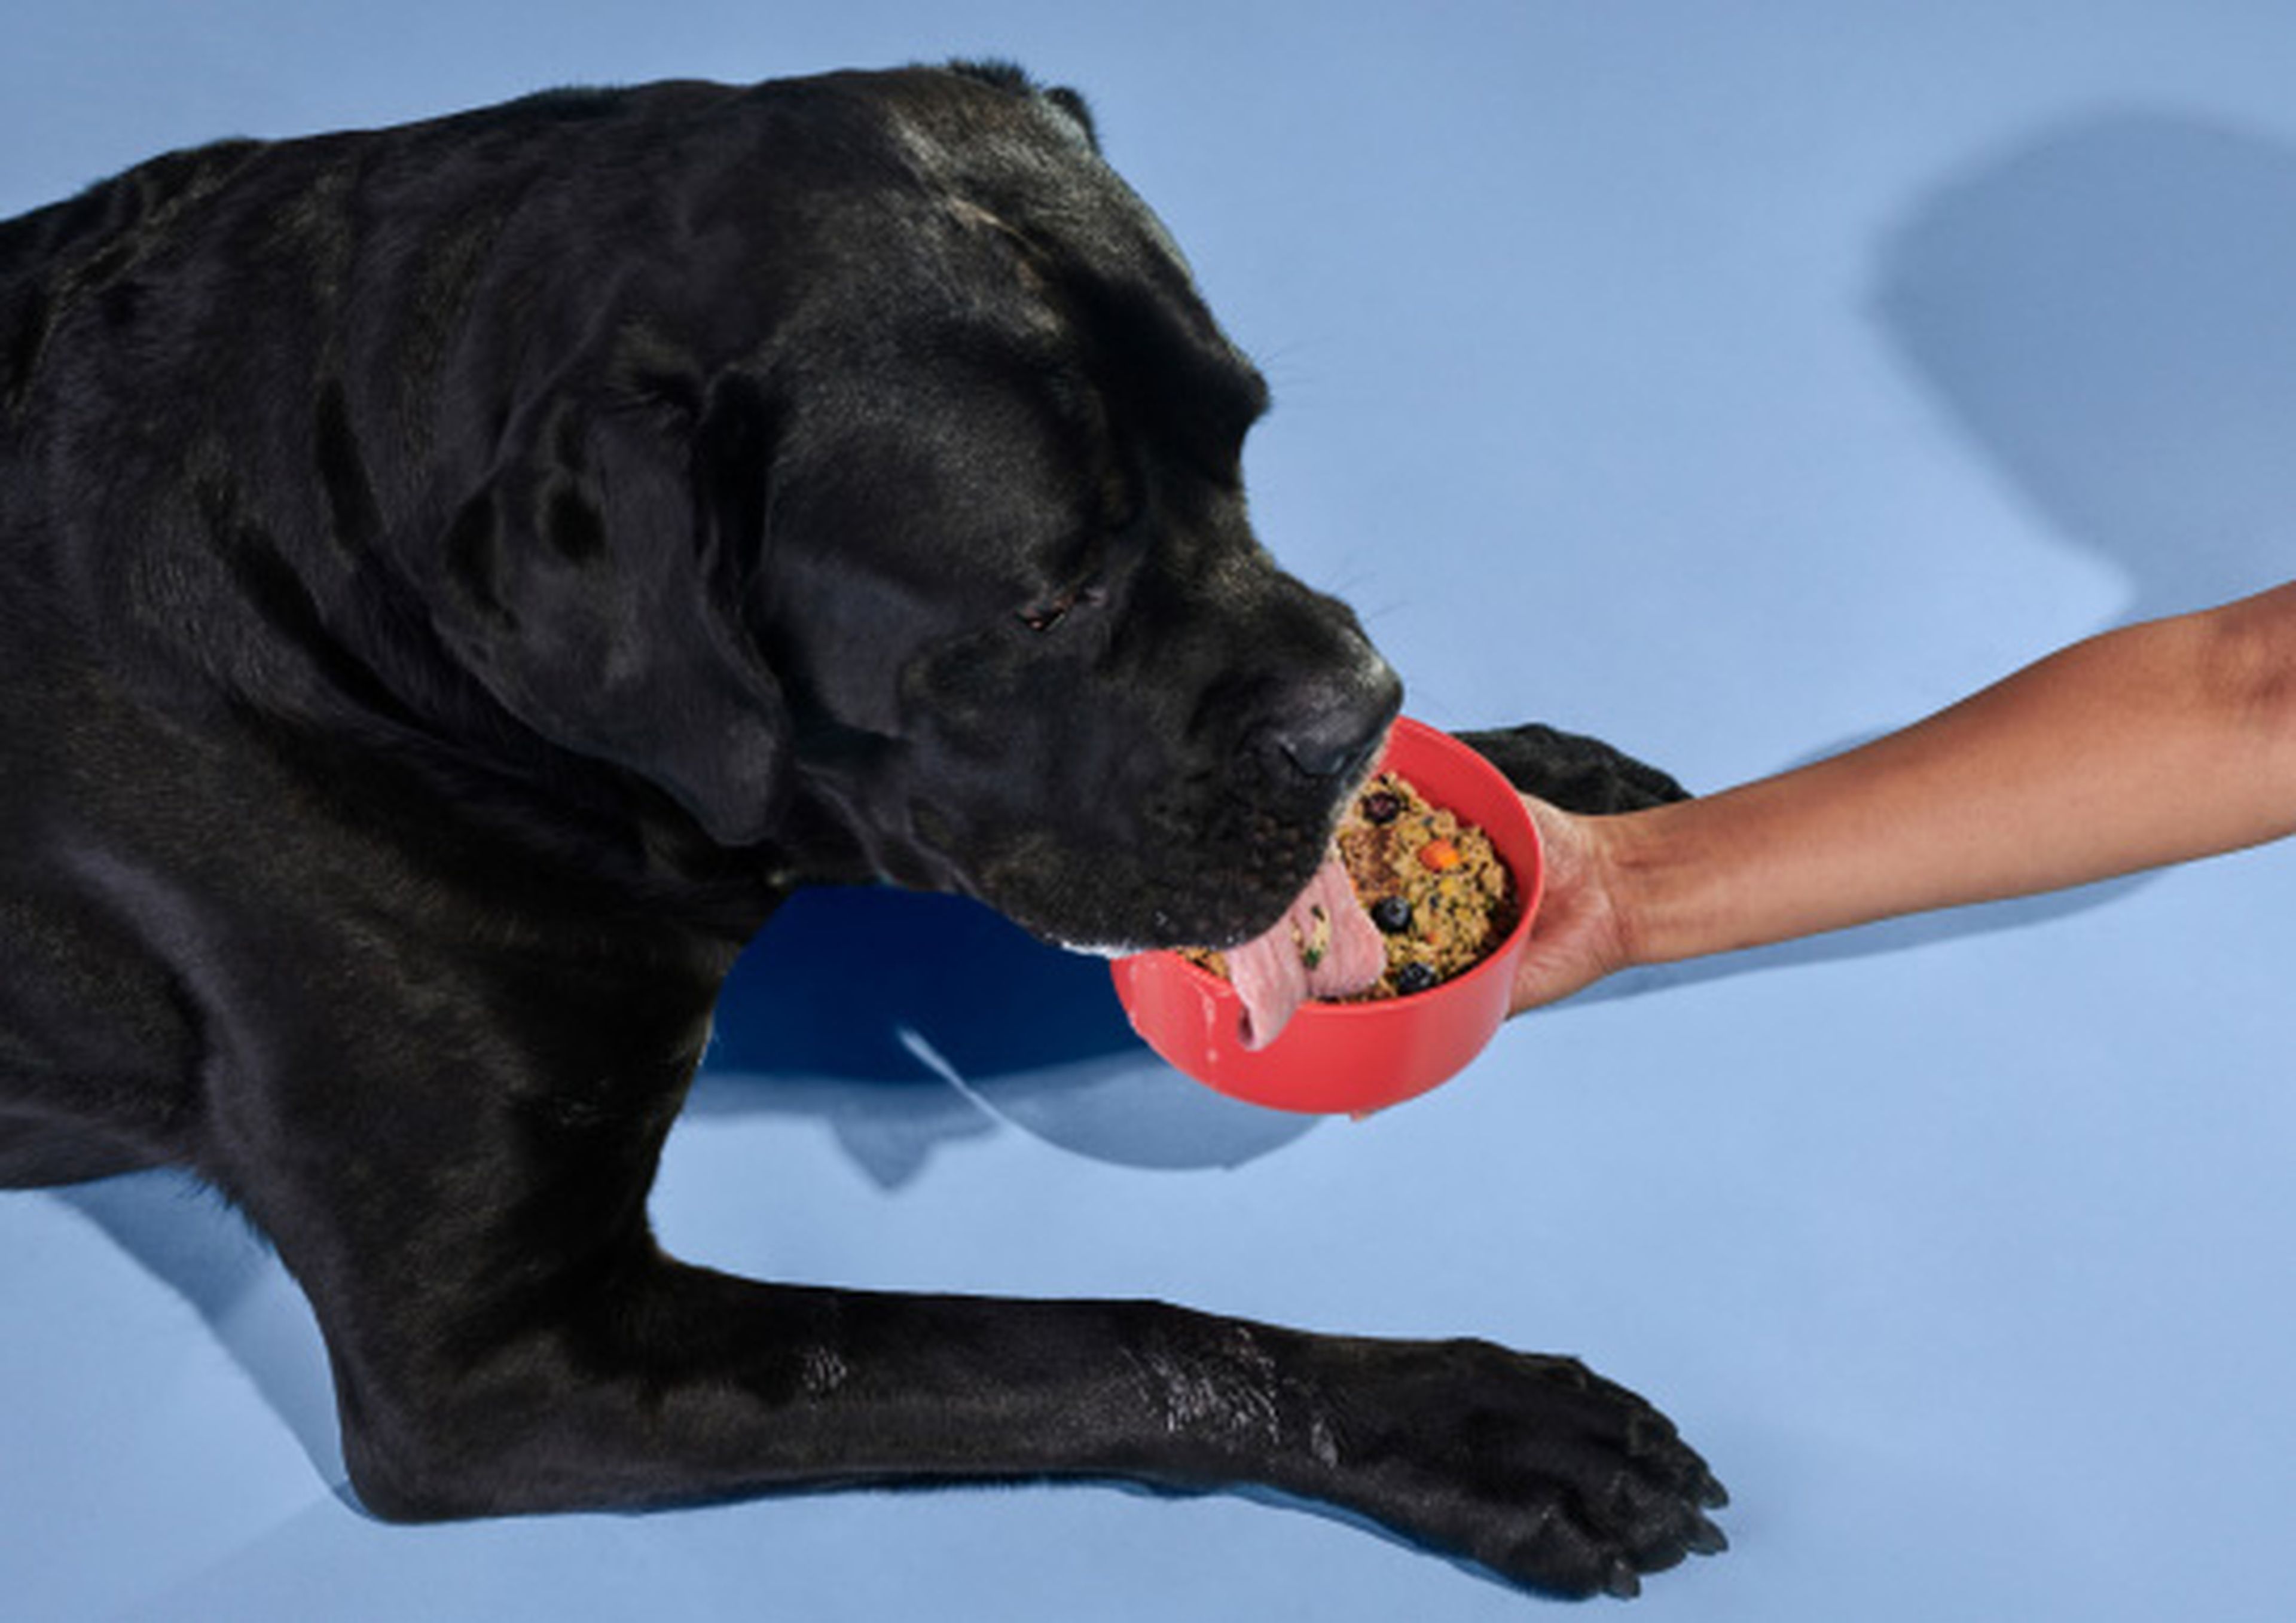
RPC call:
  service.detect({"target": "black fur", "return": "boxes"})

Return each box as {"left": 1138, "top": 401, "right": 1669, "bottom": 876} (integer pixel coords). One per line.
{"left": 0, "top": 65, "right": 1720, "bottom": 1598}
{"left": 1461, "top": 721, "right": 1692, "bottom": 814}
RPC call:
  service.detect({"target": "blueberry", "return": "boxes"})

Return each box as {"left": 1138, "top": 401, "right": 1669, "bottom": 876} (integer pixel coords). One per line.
{"left": 1370, "top": 895, "right": 1413, "bottom": 934}
{"left": 1395, "top": 961, "right": 1437, "bottom": 995}
{"left": 1360, "top": 790, "right": 1403, "bottom": 825}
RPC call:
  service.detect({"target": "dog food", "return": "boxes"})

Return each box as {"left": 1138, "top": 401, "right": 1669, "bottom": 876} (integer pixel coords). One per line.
{"left": 1188, "top": 771, "right": 1518, "bottom": 1047}
{"left": 1334, "top": 771, "right": 1518, "bottom": 997}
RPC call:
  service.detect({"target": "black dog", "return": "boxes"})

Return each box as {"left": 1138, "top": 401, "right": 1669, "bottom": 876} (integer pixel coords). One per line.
{"left": 0, "top": 63, "right": 1721, "bottom": 1598}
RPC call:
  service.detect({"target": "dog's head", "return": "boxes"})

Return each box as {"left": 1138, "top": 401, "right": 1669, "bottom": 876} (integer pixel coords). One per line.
{"left": 428, "top": 65, "right": 1399, "bottom": 951}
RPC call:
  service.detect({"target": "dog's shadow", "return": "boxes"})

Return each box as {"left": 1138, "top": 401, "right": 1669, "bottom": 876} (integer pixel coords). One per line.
{"left": 688, "top": 887, "right": 1315, "bottom": 1187}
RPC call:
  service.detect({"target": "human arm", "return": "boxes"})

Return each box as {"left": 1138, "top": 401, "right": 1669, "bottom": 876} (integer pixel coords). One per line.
{"left": 1508, "top": 581, "right": 2296, "bottom": 1013}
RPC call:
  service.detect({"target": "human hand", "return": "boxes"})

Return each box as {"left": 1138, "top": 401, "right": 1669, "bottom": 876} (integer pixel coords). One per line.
{"left": 1507, "top": 796, "right": 1637, "bottom": 1015}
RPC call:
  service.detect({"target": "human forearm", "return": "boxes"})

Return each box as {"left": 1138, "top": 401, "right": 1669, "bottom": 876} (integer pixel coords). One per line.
{"left": 1600, "top": 583, "right": 2296, "bottom": 968}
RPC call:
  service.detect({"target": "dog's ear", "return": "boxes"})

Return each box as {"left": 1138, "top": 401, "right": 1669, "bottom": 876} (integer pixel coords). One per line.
{"left": 430, "top": 373, "right": 789, "bottom": 846}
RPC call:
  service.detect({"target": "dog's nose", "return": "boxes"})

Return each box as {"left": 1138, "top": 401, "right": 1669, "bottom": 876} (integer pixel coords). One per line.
{"left": 1276, "top": 709, "right": 1385, "bottom": 781}
{"left": 1257, "top": 662, "right": 1404, "bottom": 784}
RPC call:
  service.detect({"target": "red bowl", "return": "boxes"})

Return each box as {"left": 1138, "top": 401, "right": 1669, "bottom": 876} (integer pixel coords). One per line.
{"left": 1110, "top": 717, "right": 1544, "bottom": 1114}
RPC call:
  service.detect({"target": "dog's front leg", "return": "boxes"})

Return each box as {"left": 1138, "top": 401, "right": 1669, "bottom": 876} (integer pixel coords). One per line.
{"left": 331, "top": 1257, "right": 1724, "bottom": 1599}
{"left": 209, "top": 934, "right": 1719, "bottom": 1599}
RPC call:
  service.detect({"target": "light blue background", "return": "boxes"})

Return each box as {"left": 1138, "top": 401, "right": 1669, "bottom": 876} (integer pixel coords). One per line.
{"left": 5, "top": 4, "right": 2293, "bottom": 1619}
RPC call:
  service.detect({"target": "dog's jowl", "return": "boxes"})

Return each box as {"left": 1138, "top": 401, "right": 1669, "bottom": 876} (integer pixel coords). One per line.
{"left": 0, "top": 62, "right": 1722, "bottom": 1597}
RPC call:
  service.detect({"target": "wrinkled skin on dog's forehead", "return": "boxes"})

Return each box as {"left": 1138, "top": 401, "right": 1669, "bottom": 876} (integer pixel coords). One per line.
{"left": 750, "top": 70, "right": 1399, "bottom": 955}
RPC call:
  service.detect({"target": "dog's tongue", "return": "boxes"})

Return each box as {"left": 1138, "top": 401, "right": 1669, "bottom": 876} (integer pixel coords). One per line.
{"left": 1224, "top": 854, "right": 1387, "bottom": 1050}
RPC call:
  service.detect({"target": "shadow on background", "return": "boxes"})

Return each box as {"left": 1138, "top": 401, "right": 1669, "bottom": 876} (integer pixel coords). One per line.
{"left": 1596, "top": 108, "right": 2296, "bottom": 1004}
{"left": 1876, "top": 108, "right": 2296, "bottom": 625}
{"left": 58, "top": 1172, "right": 349, "bottom": 1491}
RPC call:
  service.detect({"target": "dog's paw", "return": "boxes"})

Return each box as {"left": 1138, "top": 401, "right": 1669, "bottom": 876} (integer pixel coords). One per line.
{"left": 1300, "top": 1336, "right": 1727, "bottom": 1598}
{"left": 1455, "top": 723, "right": 1690, "bottom": 814}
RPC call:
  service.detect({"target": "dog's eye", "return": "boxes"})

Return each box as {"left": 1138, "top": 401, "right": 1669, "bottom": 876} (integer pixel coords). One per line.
{"left": 1018, "top": 580, "right": 1106, "bottom": 634}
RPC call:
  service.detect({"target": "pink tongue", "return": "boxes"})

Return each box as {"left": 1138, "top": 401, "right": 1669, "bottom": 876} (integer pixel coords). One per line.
{"left": 1223, "top": 854, "right": 1387, "bottom": 1050}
